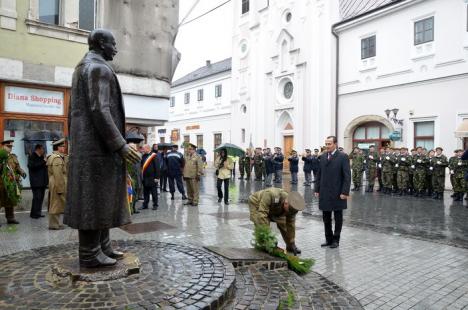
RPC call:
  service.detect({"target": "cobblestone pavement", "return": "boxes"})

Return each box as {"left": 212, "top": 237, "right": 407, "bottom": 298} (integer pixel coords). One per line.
{"left": 1, "top": 170, "right": 468, "bottom": 309}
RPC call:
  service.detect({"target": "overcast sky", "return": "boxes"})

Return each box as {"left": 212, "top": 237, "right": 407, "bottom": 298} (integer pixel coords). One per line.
{"left": 173, "top": 0, "right": 233, "bottom": 80}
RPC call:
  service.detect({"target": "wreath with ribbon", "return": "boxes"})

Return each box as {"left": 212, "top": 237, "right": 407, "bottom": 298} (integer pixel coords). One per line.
{"left": 0, "top": 149, "right": 21, "bottom": 205}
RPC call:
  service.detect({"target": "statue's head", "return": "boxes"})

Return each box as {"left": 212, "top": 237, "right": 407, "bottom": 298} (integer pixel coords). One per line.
{"left": 88, "top": 29, "right": 117, "bottom": 61}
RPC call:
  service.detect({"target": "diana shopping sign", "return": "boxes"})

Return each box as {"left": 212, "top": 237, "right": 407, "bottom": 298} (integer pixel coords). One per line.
{"left": 4, "top": 86, "right": 64, "bottom": 116}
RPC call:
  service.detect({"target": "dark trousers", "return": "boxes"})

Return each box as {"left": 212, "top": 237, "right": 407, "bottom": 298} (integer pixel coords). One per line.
{"left": 168, "top": 175, "right": 185, "bottom": 195}
{"left": 322, "top": 210, "right": 343, "bottom": 244}
{"left": 143, "top": 185, "right": 158, "bottom": 207}
{"left": 30, "top": 187, "right": 46, "bottom": 217}
{"left": 78, "top": 229, "right": 114, "bottom": 263}
{"left": 217, "top": 178, "right": 229, "bottom": 203}
{"left": 160, "top": 171, "right": 168, "bottom": 191}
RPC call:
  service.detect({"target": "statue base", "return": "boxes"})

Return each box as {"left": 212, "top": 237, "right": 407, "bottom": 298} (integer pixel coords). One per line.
{"left": 51, "top": 253, "right": 140, "bottom": 283}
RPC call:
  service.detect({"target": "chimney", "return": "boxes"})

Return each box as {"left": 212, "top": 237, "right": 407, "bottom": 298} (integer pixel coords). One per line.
{"left": 206, "top": 60, "right": 211, "bottom": 66}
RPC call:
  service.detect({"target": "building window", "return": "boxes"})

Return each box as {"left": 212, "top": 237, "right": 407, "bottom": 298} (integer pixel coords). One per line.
{"left": 170, "top": 96, "right": 175, "bottom": 107}
{"left": 197, "top": 135, "right": 203, "bottom": 148}
{"left": 184, "top": 135, "right": 190, "bottom": 143}
{"left": 214, "top": 133, "right": 222, "bottom": 149}
{"left": 241, "top": 0, "right": 249, "bottom": 14}
{"left": 197, "top": 89, "right": 204, "bottom": 101}
{"left": 414, "top": 17, "right": 434, "bottom": 45}
{"left": 39, "top": 0, "right": 61, "bottom": 25}
{"left": 215, "top": 84, "right": 222, "bottom": 98}
{"left": 241, "top": 129, "right": 246, "bottom": 143}
{"left": 361, "top": 35, "right": 376, "bottom": 59}
{"left": 184, "top": 92, "right": 190, "bottom": 104}
{"left": 79, "top": 0, "right": 95, "bottom": 31}
{"left": 283, "top": 81, "right": 293, "bottom": 99}
{"left": 352, "top": 122, "right": 390, "bottom": 149}
{"left": 414, "top": 121, "right": 434, "bottom": 150}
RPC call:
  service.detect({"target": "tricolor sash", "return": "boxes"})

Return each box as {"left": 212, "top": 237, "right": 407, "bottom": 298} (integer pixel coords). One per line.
{"left": 142, "top": 153, "right": 157, "bottom": 175}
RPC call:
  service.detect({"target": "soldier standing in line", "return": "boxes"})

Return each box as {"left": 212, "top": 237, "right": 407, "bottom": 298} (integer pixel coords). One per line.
{"left": 183, "top": 143, "right": 204, "bottom": 206}
{"left": 412, "top": 146, "right": 428, "bottom": 197}
{"left": 248, "top": 188, "right": 305, "bottom": 255}
{"left": 272, "top": 147, "right": 284, "bottom": 184}
{"left": 349, "top": 147, "right": 364, "bottom": 191}
{"left": 381, "top": 147, "right": 394, "bottom": 194}
{"left": 365, "top": 145, "right": 379, "bottom": 192}
{"left": 238, "top": 153, "right": 247, "bottom": 180}
{"left": 302, "top": 149, "right": 314, "bottom": 186}
{"left": 0, "top": 140, "right": 26, "bottom": 226}
{"left": 395, "top": 147, "right": 411, "bottom": 196}
{"left": 377, "top": 148, "right": 385, "bottom": 192}
{"left": 448, "top": 150, "right": 458, "bottom": 198}
{"left": 426, "top": 150, "right": 436, "bottom": 197}
{"left": 46, "top": 138, "right": 68, "bottom": 230}
{"left": 452, "top": 149, "right": 467, "bottom": 202}
{"left": 432, "top": 147, "right": 448, "bottom": 200}
{"left": 239, "top": 149, "right": 253, "bottom": 180}
{"left": 288, "top": 150, "right": 299, "bottom": 185}
{"left": 253, "top": 148, "right": 263, "bottom": 181}
{"left": 408, "top": 148, "right": 417, "bottom": 195}
{"left": 391, "top": 148, "right": 400, "bottom": 193}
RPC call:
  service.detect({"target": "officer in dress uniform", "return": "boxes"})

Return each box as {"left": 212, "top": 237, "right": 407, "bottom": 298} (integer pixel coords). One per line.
{"left": 46, "top": 138, "right": 68, "bottom": 230}
{"left": 248, "top": 188, "right": 305, "bottom": 255}
{"left": 183, "top": 143, "right": 204, "bottom": 206}
{"left": 0, "top": 139, "right": 26, "bottom": 226}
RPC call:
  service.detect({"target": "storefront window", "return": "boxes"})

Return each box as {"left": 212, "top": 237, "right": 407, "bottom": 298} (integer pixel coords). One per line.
{"left": 4, "top": 119, "right": 64, "bottom": 187}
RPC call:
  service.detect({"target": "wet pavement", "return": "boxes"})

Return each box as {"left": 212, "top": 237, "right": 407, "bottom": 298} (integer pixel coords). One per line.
{"left": 1, "top": 169, "right": 468, "bottom": 309}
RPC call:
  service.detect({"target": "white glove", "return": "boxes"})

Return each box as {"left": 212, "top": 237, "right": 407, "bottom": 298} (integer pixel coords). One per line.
{"left": 401, "top": 158, "right": 406, "bottom": 162}
{"left": 417, "top": 159, "right": 422, "bottom": 163}
{"left": 395, "top": 164, "right": 399, "bottom": 168}
{"left": 386, "top": 156, "right": 390, "bottom": 160}
{"left": 363, "top": 160, "right": 367, "bottom": 164}
{"left": 436, "top": 161, "right": 441, "bottom": 165}
{"left": 429, "top": 167, "right": 433, "bottom": 171}
{"left": 458, "top": 162, "right": 462, "bottom": 166}
{"left": 378, "top": 164, "right": 382, "bottom": 168}
{"left": 411, "top": 165, "right": 415, "bottom": 169}
{"left": 450, "top": 170, "right": 455, "bottom": 174}
{"left": 369, "top": 155, "right": 374, "bottom": 160}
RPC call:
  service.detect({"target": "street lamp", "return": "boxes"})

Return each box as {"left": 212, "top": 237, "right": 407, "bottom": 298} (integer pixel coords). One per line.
{"left": 384, "top": 108, "right": 403, "bottom": 126}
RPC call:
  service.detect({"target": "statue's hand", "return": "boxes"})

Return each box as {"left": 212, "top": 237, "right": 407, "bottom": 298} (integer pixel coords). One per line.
{"left": 118, "top": 144, "right": 141, "bottom": 165}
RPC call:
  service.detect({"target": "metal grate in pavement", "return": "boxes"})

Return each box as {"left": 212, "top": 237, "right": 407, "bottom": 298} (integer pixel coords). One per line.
{"left": 120, "top": 221, "right": 177, "bottom": 234}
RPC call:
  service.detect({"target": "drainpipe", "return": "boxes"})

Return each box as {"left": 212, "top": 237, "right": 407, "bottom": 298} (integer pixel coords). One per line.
{"left": 332, "top": 26, "right": 340, "bottom": 141}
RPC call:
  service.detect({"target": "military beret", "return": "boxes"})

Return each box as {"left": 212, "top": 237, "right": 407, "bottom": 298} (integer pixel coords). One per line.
{"left": 52, "top": 138, "right": 66, "bottom": 146}
{"left": 435, "top": 147, "right": 443, "bottom": 151}
{"left": 287, "top": 192, "right": 305, "bottom": 211}
{"left": 305, "top": 149, "right": 311, "bottom": 152}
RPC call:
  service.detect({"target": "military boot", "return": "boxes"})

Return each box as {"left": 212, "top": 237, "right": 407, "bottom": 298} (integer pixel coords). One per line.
{"left": 454, "top": 193, "right": 462, "bottom": 201}
{"left": 438, "top": 192, "right": 444, "bottom": 200}
{"left": 369, "top": 185, "right": 374, "bottom": 192}
{"left": 432, "top": 192, "right": 438, "bottom": 199}
{"left": 398, "top": 190, "right": 403, "bottom": 196}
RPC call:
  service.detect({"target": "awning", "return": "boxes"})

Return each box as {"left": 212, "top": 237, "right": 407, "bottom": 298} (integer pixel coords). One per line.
{"left": 455, "top": 119, "right": 468, "bottom": 138}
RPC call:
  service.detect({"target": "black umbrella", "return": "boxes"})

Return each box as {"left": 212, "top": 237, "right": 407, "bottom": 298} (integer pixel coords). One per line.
{"left": 125, "top": 131, "right": 144, "bottom": 143}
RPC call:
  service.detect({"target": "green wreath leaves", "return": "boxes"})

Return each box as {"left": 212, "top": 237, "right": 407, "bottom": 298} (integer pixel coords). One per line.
{"left": 0, "top": 149, "right": 21, "bottom": 205}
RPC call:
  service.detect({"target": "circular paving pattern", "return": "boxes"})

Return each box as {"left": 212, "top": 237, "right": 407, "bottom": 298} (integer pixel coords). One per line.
{"left": 0, "top": 240, "right": 236, "bottom": 310}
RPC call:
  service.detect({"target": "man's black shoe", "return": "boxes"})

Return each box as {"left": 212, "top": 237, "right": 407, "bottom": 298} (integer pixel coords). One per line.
{"left": 224, "top": 201, "right": 229, "bottom": 205}
{"left": 286, "top": 245, "right": 301, "bottom": 255}
{"left": 218, "top": 198, "right": 222, "bottom": 203}
{"left": 330, "top": 241, "right": 339, "bottom": 248}
{"left": 140, "top": 206, "right": 148, "bottom": 210}
{"left": 152, "top": 205, "right": 158, "bottom": 210}
{"left": 7, "top": 219, "right": 19, "bottom": 224}
{"left": 321, "top": 242, "right": 332, "bottom": 247}
{"left": 170, "top": 195, "right": 175, "bottom": 200}
{"left": 183, "top": 202, "right": 193, "bottom": 206}
{"left": 182, "top": 196, "right": 188, "bottom": 200}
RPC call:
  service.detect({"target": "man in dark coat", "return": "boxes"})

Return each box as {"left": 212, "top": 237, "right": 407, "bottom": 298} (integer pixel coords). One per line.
{"left": 166, "top": 144, "right": 187, "bottom": 200}
{"left": 64, "top": 29, "right": 141, "bottom": 268}
{"left": 28, "top": 144, "right": 48, "bottom": 219}
{"left": 314, "top": 136, "right": 351, "bottom": 248}
{"left": 141, "top": 145, "right": 161, "bottom": 210}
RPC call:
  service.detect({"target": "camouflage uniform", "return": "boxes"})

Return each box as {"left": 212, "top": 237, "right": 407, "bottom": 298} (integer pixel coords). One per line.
{"left": 365, "top": 151, "right": 379, "bottom": 192}
{"left": 425, "top": 156, "right": 435, "bottom": 197}
{"left": 381, "top": 153, "right": 394, "bottom": 194}
{"left": 452, "top": 157, "right": 468, "bottom": 201}
{"left": 349, "top": 153, "right": 364, "bottom": 191}
{"left": 0, "top": 153, "right": 25, "bottom": 223}
{"left": 412, "top": 154, "right": 428, "bottom": 197}
{"left": 253, "top": 154, "right": 263, "bottom": 181}
{"left": 248, "top": 187, "right": 296, "bottom": 248}
{"left": 239, "top": 155, "right": 252, "bottom": 179}
{"left": 396, "top": 153, "right": 412, "bottom": 194}
{"left": 448, "top": 155, "right": 457, "bottom": 195}
{"left": 432, "top": 154, "right": 448, "bottom": 199}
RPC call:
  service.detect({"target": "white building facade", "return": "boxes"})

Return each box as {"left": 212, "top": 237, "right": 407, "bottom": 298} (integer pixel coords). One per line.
{"left": 154, "top": 59, "right": 232, "bottom": 164}
{"left": 230, "top": 0, "right": 340, "bottom": 158}
{"left": 335, "top": 0, "right": 468, "bottom": 152}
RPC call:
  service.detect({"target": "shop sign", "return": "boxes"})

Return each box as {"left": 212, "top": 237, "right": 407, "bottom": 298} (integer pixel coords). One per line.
{"left": 186, "top": 125, "right": 200, "bottom": 130}
{"left": 4, "top": 86, "right": 64, "bottom": 116}
{"left": 171, "top": 129, "right": 180, "bottom": 142}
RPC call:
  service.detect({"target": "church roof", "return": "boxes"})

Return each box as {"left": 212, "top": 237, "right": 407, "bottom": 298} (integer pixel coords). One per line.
{"left": 172, "top": 58, "right": 232, "bottom": 88}
{"left": 339, "top": 0, "right": 402, "bottom": 21}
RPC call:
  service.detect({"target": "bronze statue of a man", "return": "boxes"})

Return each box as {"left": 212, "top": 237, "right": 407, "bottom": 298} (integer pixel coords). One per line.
{"left": 64, "top": 29, "right": 140, "bottom": 268}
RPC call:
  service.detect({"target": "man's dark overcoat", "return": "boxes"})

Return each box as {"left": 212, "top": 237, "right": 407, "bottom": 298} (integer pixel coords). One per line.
{"left": 64, "top": 51, "right": 130, "bottom": 230}
{"left": 314, "top": 150, "right": 351, "bottom": 211}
